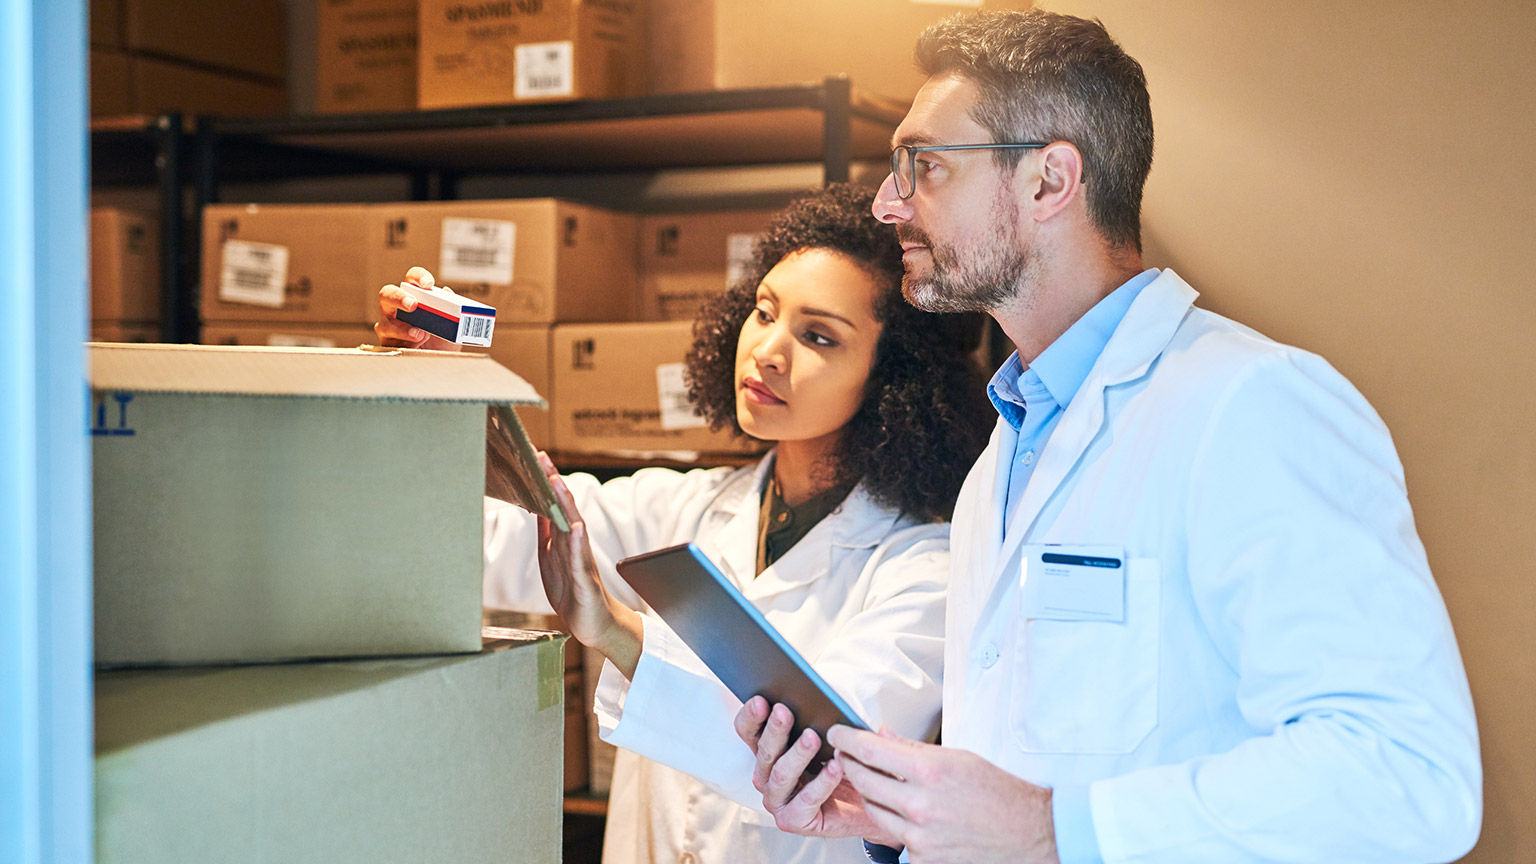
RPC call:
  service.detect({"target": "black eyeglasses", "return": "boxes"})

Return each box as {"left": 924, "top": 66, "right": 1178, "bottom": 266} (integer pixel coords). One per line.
{"left": 891, "top": 143, "right": 1050, "bottom": 199}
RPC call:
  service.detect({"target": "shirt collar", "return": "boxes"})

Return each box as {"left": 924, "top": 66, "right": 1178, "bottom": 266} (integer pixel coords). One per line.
{"left": 986, "top": 268, "right": 1160, "bottom": 426}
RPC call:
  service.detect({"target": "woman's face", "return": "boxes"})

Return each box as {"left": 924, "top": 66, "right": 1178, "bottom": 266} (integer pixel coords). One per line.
{"left": 734, "top": 248, "right": 885, "bottom": 446}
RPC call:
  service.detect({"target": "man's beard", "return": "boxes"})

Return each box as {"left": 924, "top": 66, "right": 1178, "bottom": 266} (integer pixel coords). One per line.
{"left": 898, "top": 193, "right": 1032, "bottom": 314}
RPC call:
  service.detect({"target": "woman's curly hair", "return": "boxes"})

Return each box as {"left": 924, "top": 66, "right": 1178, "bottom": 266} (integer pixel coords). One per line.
{"left": 684, "top": 182, "right": 995, "bottom": 522}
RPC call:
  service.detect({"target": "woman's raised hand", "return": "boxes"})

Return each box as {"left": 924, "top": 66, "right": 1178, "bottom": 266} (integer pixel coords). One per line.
{"left": 535, "top": 451, "right": 644, "bottom": 679}
{"left": 374, "top": 266, "right": 462, "bottom": 351}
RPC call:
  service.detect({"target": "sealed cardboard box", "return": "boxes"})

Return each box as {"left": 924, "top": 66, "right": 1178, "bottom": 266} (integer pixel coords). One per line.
{"left": 483, "top": 609, "right": 588, "bottom": 793}
{"left": 649, "top": 0, "right": 1030, "bottom": 102}
{"left": 90, "top": 49, "right": 134, "bottom": 117}
{"left": 638, "top": 209, "right": 775, "bottom": 321}
{"left": 91, "top": 207, "right": 160, "bottom": 323}
{"left": 90, "top": 343, "right": 544, "bottom": 666}
{"left": 125, "top": 0, "right": 286, "bottom": 80}
{"left": 200, "top": 321, "right": 379, "bottom": 349}
{"left": 551, "top": 321, "right": 764, "bottom": 456}
{"left": 418, "top": 0, "right": 644, "bottom": 109}
{"left": 201, "top": 203, "right": 373, "bottom": 323}
{"left": 366, "top": 199, "right": 639, "bottom": 325}
{"left": 133, "top": 57, "right": 288, "bottom": 117}
{"left": 317, "top": 0, "right": 418, "bottom": 114}
{"left": 96, "top": 630, "right": 565, "bottom": 864}
{"left": 485, "top": 325, "right": 554, "bottom": 450}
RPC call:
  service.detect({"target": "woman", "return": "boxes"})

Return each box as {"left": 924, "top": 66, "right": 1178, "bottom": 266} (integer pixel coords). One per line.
{"left": 376, "top": 183, "right": 992, "bottom": 864}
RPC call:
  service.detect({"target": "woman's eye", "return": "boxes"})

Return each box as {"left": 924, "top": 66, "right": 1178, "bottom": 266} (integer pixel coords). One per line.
{"left": 755, "top": 307, "right": 774, "bottom": 324}
{"left": 803, "top": 330, "right": 837, "bottom": 348}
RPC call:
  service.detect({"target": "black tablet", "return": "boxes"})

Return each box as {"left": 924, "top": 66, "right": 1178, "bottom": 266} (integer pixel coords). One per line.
{"left": 615, "top": 542, "right": 870, "bottom": 766}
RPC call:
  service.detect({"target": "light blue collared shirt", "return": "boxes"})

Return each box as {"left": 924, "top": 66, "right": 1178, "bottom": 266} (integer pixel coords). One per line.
{"left": 984, "top": 268, "right": 1158, "bottom": 864}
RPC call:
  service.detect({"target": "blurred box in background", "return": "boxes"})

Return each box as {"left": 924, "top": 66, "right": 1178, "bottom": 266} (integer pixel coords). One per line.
{"left": 366, "top": 199, "right": 639, "bottom": 325}
{"left": 90, "top": 323, "right": 161, "bottom": 343}
{"left": 648, "top": 0, "right": 1030, "bottom": 102}
{"left": 92, "top": 0, "right": 124, "bottom": 48}
{"left": 638, "top": 209, "right": 774, "bottom": 321}
{"left": 199, "top": 321, "right": 379, "bottom": 350}
{"left": 417, "top": 0, "right": 644, "bottom": 109}
{"left": 551, "top": 321, "right": 764, "bottom": 457}
{"left": 95, "top": 631, "right": 565, "bottom": 864}
{"left": 317, "top": 0, "right": 419, "bottom": 114}
{"left": 91, "top": 207, "right": 160, "bottom": 325}
{"left": 200, "top": 203, "right": 374, "bottom": 323}
{"left": 124, "top": 0, "right": 286, "bottom": 80}
{"left": 90, "top": 50, "right": 134, "bottom": 116}
{"left": 132, "top": 57, "right": 288, "bottom": 117}
{"left": 485, "top": 325, "right": 554, "bottom": 451}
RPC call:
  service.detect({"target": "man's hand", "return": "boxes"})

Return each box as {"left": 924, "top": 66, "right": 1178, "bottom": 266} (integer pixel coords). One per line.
{"left": 732, "top": 697, "right": 897, "bottom": 844}
{"left": 374, "top": 266, "right": 462, "bottom": 351}
{"left": 828, "top": 725, "right": 1060, "bottom": 864}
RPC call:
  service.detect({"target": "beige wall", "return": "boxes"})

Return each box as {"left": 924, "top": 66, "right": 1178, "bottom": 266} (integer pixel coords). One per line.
{"left": 1039, "top": 1, "right": 1534, "bottom": 859}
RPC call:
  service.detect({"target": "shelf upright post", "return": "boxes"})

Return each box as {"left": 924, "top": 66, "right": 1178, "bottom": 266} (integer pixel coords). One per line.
{"left": 154, "top": 112, "right": 190, "bottom": 342}
{"left": 821, "top": 76, "right": 853, "bottom": 185}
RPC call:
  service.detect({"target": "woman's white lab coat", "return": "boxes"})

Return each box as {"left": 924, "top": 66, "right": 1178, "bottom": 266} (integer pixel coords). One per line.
{"left": 483, "top": 453, "right": 948, "bottom": 864}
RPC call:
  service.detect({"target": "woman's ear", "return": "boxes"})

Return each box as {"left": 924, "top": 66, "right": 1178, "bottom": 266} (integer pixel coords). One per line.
{"left": 1028, "top": 141, "right": 1085, "bottom": 224}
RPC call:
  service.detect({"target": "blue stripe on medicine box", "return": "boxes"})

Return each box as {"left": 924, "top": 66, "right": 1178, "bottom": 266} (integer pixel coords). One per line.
{"left": 396, "top": 283, "right": 496, "bottom": 347}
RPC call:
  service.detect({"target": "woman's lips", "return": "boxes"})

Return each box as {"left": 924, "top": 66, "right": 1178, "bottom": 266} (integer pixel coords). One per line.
{"left": 741, "top": 377, "right": 786, "bottom": 406}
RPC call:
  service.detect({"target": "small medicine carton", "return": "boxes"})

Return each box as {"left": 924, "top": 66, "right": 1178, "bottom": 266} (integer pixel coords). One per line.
{"left": 396, "top": 282, "right": 496, "bottom": 347}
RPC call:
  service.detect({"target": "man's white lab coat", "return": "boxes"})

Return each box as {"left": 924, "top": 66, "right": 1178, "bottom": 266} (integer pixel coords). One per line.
{"left": 483, "top": 455, "right": 948, "bottom": 864}
{"left": 945, "top": 270, "right": 1482, "bottom": 862}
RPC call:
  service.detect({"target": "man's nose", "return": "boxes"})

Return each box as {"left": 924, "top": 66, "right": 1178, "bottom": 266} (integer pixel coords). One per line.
{"left": 871, "top": 172, "right": 913, "bottom": 224}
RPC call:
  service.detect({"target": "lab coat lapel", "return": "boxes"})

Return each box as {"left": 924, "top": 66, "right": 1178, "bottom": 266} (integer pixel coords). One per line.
{"left": 696, "top": 455, "right": 773, "bottom": 590}
{"left": 992, "top": 270, "right": 1199, "bottom": 576}
{"left": 748, "top": 482, "right": 898, "bottom": 600}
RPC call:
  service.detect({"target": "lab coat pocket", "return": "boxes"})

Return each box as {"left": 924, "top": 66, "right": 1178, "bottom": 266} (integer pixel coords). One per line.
{"left": 1011, "top": 557, "right": 1159, "bottom": 754}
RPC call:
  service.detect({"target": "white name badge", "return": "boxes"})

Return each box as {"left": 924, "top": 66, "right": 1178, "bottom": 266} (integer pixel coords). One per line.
{"left": 1022, "top": 545, "right": 1126, "bottom": 623}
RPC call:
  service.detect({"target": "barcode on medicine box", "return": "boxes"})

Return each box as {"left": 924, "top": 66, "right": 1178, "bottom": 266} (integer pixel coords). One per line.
{"left": 461, "top": 315, "right": 495, "bottom": 345}
{"left": 453, "top": 248, "right": 499, "bottom": 267}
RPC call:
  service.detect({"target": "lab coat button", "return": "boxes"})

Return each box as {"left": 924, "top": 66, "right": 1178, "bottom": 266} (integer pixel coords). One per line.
{"left": 980, "top": 644, "right": 999, "bottom": 668}
{"left": 680, "top": 854, "right": 695, "bottom": 864}
{"left": 1022, "top": 450, "right": 1035, "bottom": 466}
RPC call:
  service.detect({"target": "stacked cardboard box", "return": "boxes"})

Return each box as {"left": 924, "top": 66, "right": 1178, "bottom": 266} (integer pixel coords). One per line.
{"left": 89, "top": 0, "right": 287, "bottom": 117}
{"left": 317, "top": 0, "right": 420, "bottom": 114}
{"left": 90, "top": 343, "right": 566, "bottom": 863}
{"left": 90, "top": 207, "right": 161, "bottom": 340}
{"left": 647, "top": 0, "right": 1032, "bottom": 102}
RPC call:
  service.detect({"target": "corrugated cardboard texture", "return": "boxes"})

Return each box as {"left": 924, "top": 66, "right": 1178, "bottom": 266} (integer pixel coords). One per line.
{"left": 417, "top": 0, "right": 644, "bottom": 109}
{"left": 125, "top": 0, "right": 286, "bottom": 79}
{"left": 316, "top": 0, "right": 418, "bottom": 114}
{"left": 367, "top": 199, "right": 639, "bottom": 325}
{"left": 90, "top": 344, "right": 541, "bottom": 666}
{"left": 551, "top": 321, "right": 764, "bottom": 456}
{"left": 201, "top": 203, "right": 374, "bottom": 323}
{"left": 91, "top": 207, "right": 160, "bottom": 322}
{"left": 95, "top": 636, "right": 564, "bottom": 863}
{"left": 648, "top": 0, "right": 1030, "bottom": 101}
{"left": 638, "top": 209, "right": 775, "bottom": 320}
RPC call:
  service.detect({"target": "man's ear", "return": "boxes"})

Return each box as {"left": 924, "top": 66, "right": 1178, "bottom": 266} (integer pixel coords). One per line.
{"left": 1028, "top": 141, "right": 1085, "bottom": 224}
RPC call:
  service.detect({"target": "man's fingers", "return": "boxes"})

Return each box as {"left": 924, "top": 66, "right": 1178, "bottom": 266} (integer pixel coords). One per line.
{"left": 752, "top": 702, "right": 797, "bottom": 794}
{"left": 828, "top": 724, "right": 919, "bottom": 781}
{"left": 379, "top": 283, "right": 417, "bottom": 314}
{"left": 374, "top": 316, "right": 424, "bottom": 343}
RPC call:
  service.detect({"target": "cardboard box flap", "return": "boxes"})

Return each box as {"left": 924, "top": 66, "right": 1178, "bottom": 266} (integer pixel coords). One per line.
{"left": 88, "top": 342, "right": 544, "bottom": 406}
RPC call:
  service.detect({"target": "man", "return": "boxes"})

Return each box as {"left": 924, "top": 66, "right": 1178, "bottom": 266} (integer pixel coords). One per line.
{"left": 735, "top": 10, "right": 1482, "bottom": 863}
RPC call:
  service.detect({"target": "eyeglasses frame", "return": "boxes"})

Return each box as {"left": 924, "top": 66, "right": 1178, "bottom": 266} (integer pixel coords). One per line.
{"left": 891, "top": 143, "right": 1051, "bottom": 199}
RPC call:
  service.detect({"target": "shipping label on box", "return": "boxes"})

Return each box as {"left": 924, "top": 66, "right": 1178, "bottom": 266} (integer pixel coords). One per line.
{"left": 418, "top": 0, "right": 644, "bottom": 109}
{"left": 552, "top": 321, "right": 764, "bottom": 456}
{"left": 95, "top": 633, "right": 565, "bottom": 864}
{"left": 317, "top": 0, "right": 418, "bottom": 114}
{"left": 201, "top": 204, "right": 374, "bottom": 323}
{"left": 89, "top": 343, "right": 545, "bottom": 667}
{"left": 366, "top": 199, "right": 638, "bottom": 325}
{"left": 639, "top": 209, "right": 775, "bottom": 320}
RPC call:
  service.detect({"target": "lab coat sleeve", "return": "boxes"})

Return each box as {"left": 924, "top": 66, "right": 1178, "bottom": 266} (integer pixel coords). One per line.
{"left": 594, "top": 526, "right": 950, "bottom": 813}
{"left": 1089, "top": 351, "right": 1482, "bottom": 863}
{"left": 482, "top": 464, "right": 737, "bottom": 613}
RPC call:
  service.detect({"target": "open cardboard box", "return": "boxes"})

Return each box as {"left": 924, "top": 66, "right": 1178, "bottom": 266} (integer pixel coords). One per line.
{"left": 90, "top": 342, "right": 547, "bottom": 667}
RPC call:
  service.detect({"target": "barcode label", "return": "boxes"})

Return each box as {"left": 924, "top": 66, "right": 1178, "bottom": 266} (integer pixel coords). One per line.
{"left": 656, "top": 362, "right": 706, "bottom": 430}
{"left": 219, "top": 240, "right": 289, "bottom": 308}
{"left": 459, "top": 314, "right": 495, "bottom": 347}
{"left": 515, "top": 41, "right": 574, "bottom": 99}
{"left": 440, "top": 218, "right": 515, "bottom": 285}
